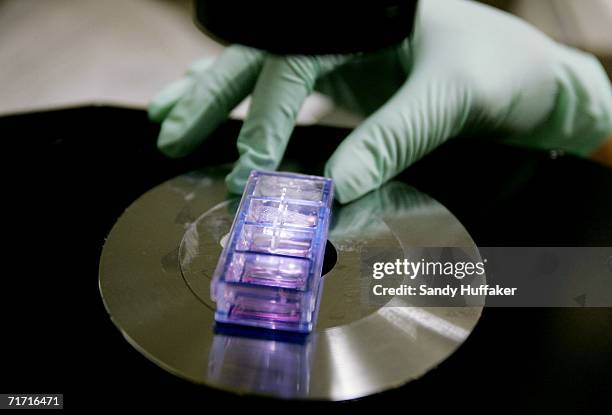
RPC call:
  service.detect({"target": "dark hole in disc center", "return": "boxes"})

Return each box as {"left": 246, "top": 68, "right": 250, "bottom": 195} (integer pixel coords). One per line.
{"left": 322, "top": 240, "right": 337, "bottom": 276}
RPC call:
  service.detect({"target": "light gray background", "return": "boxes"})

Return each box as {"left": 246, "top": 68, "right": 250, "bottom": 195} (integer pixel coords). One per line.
{"left": 1, "top": 0, "right": 611, "bottom": 124}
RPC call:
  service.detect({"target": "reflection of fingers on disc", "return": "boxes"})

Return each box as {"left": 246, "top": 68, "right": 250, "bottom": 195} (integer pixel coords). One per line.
{"left": 99, "top": 168, "right": 483, "bottom": 400}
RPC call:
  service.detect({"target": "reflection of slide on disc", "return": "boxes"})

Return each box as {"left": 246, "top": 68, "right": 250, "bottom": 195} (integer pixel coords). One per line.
{"left": 99, "top": 166, "right": 484, "bottom": 400}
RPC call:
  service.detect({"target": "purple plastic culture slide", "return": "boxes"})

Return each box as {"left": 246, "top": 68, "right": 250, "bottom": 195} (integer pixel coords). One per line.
{"left": 211, "top": 171, "right": 334, "bottom": 333}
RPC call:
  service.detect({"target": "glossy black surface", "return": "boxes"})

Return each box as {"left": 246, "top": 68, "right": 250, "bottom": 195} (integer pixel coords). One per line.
{"left": 194, "top": 1, "right": 418, "bottom": 54}
{"left": 1, "top": 107, "right": 611, "bottom": 411}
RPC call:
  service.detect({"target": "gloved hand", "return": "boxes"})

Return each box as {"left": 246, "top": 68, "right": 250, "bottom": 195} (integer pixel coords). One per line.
{"left": 149, "top": 0, "right": 612, "bottom": 203}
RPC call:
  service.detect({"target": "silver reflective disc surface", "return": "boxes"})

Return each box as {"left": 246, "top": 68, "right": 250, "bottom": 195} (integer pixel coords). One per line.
{"left": 99, "top": 167, "right": 483, "bottom": 400}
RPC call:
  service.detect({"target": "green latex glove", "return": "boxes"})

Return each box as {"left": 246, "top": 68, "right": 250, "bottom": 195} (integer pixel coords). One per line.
{"left": 150, "top": 0, "right": 612, "bottom": 203}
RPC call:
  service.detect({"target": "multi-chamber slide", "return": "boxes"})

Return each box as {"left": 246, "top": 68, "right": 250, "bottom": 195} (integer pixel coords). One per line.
{"left": 211, "top": 171, "right": 334, "bottom": 333}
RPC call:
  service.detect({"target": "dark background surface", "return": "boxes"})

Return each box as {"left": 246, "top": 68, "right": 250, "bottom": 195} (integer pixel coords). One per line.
{"left": 1, "top": 107, "right": 611, "bottom": 411}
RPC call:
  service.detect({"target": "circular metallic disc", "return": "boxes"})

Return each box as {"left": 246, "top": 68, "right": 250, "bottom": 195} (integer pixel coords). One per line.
{"left": 99, "top": 166, "right": 483, "bottom": 400}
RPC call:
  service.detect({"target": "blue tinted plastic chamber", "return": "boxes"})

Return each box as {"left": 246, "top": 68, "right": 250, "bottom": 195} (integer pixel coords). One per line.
{"left": 211, "top": 171, "right": 334, "bottom": 333}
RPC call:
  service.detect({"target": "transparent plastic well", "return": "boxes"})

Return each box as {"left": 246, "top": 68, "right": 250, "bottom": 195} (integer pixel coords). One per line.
{"left": 211, "top": 171, "right": 333, "bottom": 333}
